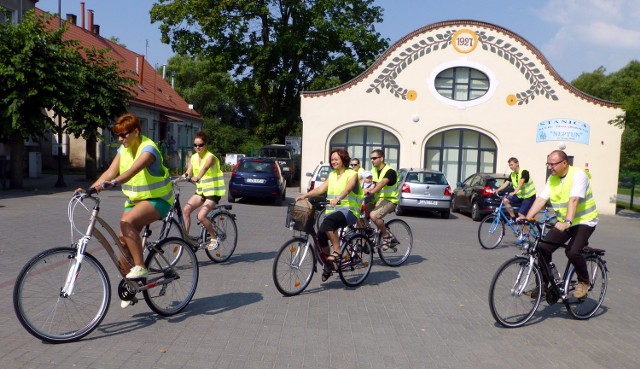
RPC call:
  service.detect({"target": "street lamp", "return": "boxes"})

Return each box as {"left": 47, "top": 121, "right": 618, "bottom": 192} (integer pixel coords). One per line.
{"left": 54, "top": 0, "right": 66, "bottom": 187}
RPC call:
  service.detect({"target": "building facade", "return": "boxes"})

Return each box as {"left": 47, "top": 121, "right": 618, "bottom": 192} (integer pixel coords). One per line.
{"left": 300, "top": 20, "right": 623, "bottom": 215}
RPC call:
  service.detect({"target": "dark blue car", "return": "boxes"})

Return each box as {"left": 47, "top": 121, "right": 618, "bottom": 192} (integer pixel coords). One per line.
{"left": 228, "top": 157, "right": 287, "bottom": 206}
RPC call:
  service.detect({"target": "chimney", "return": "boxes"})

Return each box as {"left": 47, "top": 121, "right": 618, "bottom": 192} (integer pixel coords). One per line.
{"left": 66, "top": 14, "right": 77, "bottom": 25}
{"left": 80, "top": 2, "right": 85, "bottom": 29}
{"left": 87, "top": 9, "right": 94, "bottom": 32}
{"left": 138, "top": 55, "right": 145, "bottom": 86}
{"left": 92, "top": 24, "right": 100, "bottom": 35}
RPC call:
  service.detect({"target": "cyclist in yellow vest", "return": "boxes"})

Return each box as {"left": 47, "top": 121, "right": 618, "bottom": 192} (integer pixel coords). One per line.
{"left": 297, "top": 148, "right": 362, "bottom": 281}
{"left": 182, "top": 131, "right": 226, "bottom": 251}
{"left": 496, "top": 157, "right": 537, "bottom": 243}
{"left": 525, "top": 150, "right": 598, "bottom": 299}
{"left": 86, "top": 113, "right": 173, "bottom": 307}
{"left": 365, "top": 149, "right": 399, "bottom": 250}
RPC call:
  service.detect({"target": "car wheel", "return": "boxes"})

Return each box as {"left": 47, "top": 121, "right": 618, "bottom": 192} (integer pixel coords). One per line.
{"left": 451, "top": 196, "right": 460, "bottom": 213}
{"left": 395, "top": 205, "right": 404, "bottom": 216}
{"left": 471, "top": 201, "right": 482, "bottom": 221}
{"left": 227, "top": 192, "right": 236, "bottom": 203}
{"left": 440, "top": 209, "right": 450, "bottom": 219}
{"left": 274, "top": 188, "right": 285, "bottom": 206}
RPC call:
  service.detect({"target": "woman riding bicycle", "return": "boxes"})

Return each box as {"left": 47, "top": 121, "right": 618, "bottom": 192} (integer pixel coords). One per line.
{"left": 296, "top": 148, "right": 362, "bottom": 279}
{"left": 182, "top": 131, "right": 226, "bottom": 250}
{"left": 85, "top": 113, "right": 173, "bottom": 307}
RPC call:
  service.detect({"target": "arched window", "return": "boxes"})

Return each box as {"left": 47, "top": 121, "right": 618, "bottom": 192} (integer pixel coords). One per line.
{"left": 424, "top": 129, "right": 496, "bottom": 184}
{"left": 330, "top": 126, "right": 400, "bottom": 171}
{"left": 434, "top": 67, "right": 490, "bottom": 101}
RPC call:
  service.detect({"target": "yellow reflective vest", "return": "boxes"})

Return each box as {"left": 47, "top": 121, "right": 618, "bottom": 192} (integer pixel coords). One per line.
{"left": 371, "top": 164, "right": 399, "bottom": 204}
{"left": 326, "top": 168, "right": 362, "bottom": 217}
{"left": 192, "top": 151, "right": 226, "bottom": 197}
{"left": 548, "top": 166, "right": 597, "bottom": 224}
{"left": 511, "top": 168, "right": 536, "bottom": 199}
{"left": 119, "top": 136, "right": 173, "bottom": 207}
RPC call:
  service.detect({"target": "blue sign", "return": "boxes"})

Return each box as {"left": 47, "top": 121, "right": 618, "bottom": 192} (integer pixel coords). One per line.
{"left": 536, "top": 119, "right": 590, "bottom": 145}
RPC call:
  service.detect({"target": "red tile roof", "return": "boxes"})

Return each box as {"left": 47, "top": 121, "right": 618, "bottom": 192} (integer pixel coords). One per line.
{"left": 36, "top": 8, "right": 202, "bottom": 121}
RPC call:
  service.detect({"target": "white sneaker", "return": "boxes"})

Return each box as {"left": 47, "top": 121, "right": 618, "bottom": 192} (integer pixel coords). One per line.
{"left": 125, "top": 265, "right": 148, "bottom": 279}
{"left": 207, "top": 239, "right": 219, "bottom": 251}
{"left": 121, "top": 299, "right": 132, "bottom": 308}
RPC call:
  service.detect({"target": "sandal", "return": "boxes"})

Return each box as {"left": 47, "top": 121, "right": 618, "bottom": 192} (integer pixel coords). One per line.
{"left": 326, "top": 251, "right": 340, "bottom": 262}
{"left": 321, "top": 268, "right": 332, "bottom": 282}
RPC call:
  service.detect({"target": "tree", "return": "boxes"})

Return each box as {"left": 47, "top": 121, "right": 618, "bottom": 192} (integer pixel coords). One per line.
{"left": 150, "top": 0, "right": 388, "bottom": 143}
{"left": 61, "top": 47, "right": 137, "bottom": 180}
{"left": 0, "top": 10, "right": 79, "bottom": 189}
{"left": 572, "top": 61, "right": 640, "bottom": 170}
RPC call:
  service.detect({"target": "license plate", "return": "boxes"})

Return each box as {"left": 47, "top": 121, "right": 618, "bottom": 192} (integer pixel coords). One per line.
{"left": 246, "top": 178, "right": 266, "bottom": 184}
{"left": 418, "top": 200, "right": 437, "bottom": 205}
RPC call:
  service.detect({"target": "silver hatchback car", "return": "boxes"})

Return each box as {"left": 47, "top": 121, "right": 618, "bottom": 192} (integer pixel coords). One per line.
{"left": 395, "top": 168, "right": 452, "bottom": 218}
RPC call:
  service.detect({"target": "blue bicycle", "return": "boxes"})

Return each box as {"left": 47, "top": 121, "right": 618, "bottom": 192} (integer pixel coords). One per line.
{"left": 478, "top": 193, "right": 552, "bottom": 249}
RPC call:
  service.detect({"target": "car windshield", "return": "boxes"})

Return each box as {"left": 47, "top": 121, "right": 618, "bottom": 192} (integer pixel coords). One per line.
{"left": 259, "top": 148, "right": 291, "bottom": 159}
{"left": 239, "top": 161, "right": 274, "bottom": 174}
{"left": 317, "top": 166, "right": 331, "bottom": 181}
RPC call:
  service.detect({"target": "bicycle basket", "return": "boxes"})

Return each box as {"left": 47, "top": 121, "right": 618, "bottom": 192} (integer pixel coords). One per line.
{"left": 286, "top": 201, "right": 314, "bottom": 232}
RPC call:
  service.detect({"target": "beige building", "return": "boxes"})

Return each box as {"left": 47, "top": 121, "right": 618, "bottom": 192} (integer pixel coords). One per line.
{"left": 300, "top": 20, "right": 622, "bottom": 215}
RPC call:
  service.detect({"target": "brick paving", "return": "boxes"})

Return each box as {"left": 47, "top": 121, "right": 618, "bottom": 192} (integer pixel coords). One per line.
{"left": 1, "top": 174, "right": 639, "bottom": 368}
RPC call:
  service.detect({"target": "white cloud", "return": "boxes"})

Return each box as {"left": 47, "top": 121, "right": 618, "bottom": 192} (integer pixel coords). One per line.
{"left": 583, "top": 21, "right": 640, "bottom": 49}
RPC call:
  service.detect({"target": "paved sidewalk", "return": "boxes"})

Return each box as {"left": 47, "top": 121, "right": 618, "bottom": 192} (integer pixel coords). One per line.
{"left": 1, "top": 175, "right": 640, "bottom": 368}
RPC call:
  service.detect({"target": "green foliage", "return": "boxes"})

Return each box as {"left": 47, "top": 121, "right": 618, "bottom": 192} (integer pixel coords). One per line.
{"left": 151, "top": 0, "right": 388, "bottom": 144}
{"left": 572, "top": 61, "right": 640, "bottom": 170}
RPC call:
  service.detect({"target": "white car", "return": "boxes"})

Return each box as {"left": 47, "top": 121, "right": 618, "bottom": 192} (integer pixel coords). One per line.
{"left": 305, "top": 163, "right": 331, "bottom": 192}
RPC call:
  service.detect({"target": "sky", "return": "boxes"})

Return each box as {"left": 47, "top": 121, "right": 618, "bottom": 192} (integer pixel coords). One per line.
{"left": 37, "top": 0, "right": 640, "bottom": 82}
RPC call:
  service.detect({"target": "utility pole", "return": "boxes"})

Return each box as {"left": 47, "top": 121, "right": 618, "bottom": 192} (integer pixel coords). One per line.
{"left": 54, "top": 0, "right": 66, "bottom": 187}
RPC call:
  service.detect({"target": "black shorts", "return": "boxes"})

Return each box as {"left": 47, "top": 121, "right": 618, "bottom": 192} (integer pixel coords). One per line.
{"left": 197, "top": 193, "right": 221, "bottom": 203}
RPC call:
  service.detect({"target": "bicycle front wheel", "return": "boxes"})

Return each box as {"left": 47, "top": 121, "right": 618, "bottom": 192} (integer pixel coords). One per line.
{"left": 143, "top": 237, "right": 199, "bottom": 316}
{"left": 13, "top": 247, "right": 111, "bottom": 343}
{"left": 489, "top": 257, "right": 542, "bottom": 328}
{"left": 564, "top": 255, "right": 608, "bottom": 320}
{"left": 272, "top": 237, "right": 316, "bottom": 296}
{"left": 338, "top": 234, "right": 373, "bottom": 287}
{"left": 478, "top": 214, "right": 505, "bottom": 249}
{"left": 204, "top": 210, "right": 238, "bottom": 263}
{"left": 377, "top": 219, "right": 413, "bottom": 266}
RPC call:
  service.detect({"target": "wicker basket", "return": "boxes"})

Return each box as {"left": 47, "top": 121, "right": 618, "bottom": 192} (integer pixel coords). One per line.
{"left": 286, "top": 202, "right": 314, "bottom": 232}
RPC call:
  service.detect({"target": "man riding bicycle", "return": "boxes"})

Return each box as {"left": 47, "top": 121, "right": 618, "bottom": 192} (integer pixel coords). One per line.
{"left": 525, "top": 150, "right": 597, "bottom": 299}
{"left": 496, "top": 157, "right": 537, "bottom": 244}
{"left": 364, "top": 149, "right": 398, "bottom": 250}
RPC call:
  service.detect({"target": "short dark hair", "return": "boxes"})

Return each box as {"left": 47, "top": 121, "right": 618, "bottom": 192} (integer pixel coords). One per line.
{"left": 194, "top": 131, "right": 208, "bottom": 144}
{"left": 351, "top": 158, "right": 360, "bottom": 165}
{"left": 508, "top": 157, "right": 519, "bottom": 164}
{"left": 371, "top": 149, "right": 385, "bottom": 158}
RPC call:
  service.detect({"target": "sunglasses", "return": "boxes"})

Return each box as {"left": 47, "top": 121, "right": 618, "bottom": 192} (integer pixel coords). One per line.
{"left": 193, "top": 143, "right": 205, "bottom": 148}
{"left": 350, "top": 163, "right": 359, "bottom": 167}
{"left": 116, "top": 130, "right": 132, "bottom": 139}
{"left": 370, "top": 157, "right": 380, "bottom": 160}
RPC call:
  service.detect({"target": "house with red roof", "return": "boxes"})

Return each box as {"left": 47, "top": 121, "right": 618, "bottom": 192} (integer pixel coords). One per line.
{"left": 1, "top": 0, "right": 202, "bottom": 175}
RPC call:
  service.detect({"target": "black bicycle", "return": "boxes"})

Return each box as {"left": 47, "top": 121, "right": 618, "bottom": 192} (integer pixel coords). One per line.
{"left": 489, "top": 217, "right": 608, "bottom": 328}
{"left": 142, "top": 176, "right": 238, "bottom": 263}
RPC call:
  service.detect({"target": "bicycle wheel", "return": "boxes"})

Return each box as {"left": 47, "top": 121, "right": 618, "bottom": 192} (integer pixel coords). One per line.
{"left": 272, "top": 237, "right": 316, "bottom": 296}
{"left": 143, "top": 237, "right": 199, "bottom": 316}
{"left": 564, "top": 256, "right": 608, "bottom": 320}
{"left": 489, "top": 257, "right": 542, "bottom": 328}
{"left": 13, "top": 247, "right": 111, "bottom": 343}
{"left": 204, "top": 210, "right": 238, "bottom": 263}
{"left": 478, "top": 214, "right": 505, "bottom": 249}
{"left": 377, "top": 219, "right": 413, "bottom": 266}
{"left": 338, "top": 234, "right": 373, "bottom": 287}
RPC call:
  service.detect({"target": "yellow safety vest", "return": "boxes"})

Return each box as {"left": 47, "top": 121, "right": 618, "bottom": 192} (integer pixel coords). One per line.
{"left": 326, "top": 169, "right": 362, "bottom": 217}
{"left": 548, "top": 166, "right": 597, "bottom": 224}
{"left": 371, "top": 164, "right": 399, "bottom": 204}
{"left": 511, "top": 168, "right": 536, "bottom": 199}
{"left": 192, "top": 151, "right": 226, "bottom": 197}
{"left": 119, "top": 136, "right": 173, "bottom": 207}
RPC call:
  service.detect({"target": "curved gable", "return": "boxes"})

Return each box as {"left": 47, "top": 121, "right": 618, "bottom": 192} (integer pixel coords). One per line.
{"left": 303, "top": 20, "right": 618, "bottom": 108}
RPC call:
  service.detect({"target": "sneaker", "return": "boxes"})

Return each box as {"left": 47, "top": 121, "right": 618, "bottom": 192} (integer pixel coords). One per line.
{"left": 207, "top": 238, "right": 219, "bottom": 251}
{"left": 121, "top": 299, "right": 132, "bottom": 308}
{"left": 125, "top": 265, "right": 148, "bottom": 279}
{"left": 515, "top": 235, "right": 527, "bottom": 244}
{"left": 573, "top": 281, "right": 590, "bottom": 299}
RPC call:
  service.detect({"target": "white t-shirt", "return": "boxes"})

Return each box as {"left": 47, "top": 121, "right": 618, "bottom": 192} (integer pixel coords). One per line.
{"left": 539, "top": 169, "right": 598, "bottom": 226}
